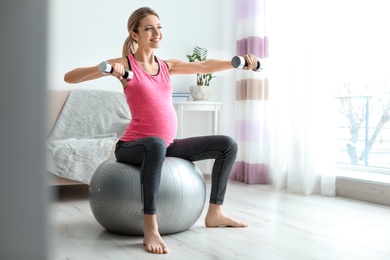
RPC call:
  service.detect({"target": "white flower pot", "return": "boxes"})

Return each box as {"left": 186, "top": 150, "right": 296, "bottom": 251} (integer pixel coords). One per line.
{"left": 190, "top": 85, "right": 212, "bottom": 101}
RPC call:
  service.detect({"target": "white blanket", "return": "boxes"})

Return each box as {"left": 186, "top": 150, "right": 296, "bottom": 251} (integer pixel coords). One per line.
{"left": 47, "top": 89, "right": 130, "bottom": 184}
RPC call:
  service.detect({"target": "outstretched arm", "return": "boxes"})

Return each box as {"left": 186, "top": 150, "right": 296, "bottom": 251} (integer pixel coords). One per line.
{"left": 166, "top": 54, "right": 258, "bottom": 75}
{"left": 64, "top": 57, "right": 128, "bottom": 84}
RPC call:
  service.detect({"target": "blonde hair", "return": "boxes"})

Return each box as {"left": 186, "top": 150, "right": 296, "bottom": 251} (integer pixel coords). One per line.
{"left": 122, "top": 7, "right": 160, "bottom": 57}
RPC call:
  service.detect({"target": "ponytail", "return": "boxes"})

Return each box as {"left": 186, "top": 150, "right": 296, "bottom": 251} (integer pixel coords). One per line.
{"left": 122, "top": 35, "right": 137, "bottom": 57}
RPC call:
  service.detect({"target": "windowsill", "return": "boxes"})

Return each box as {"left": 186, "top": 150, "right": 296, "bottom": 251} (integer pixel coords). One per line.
{"left": 336, "top": 169, "right": 390, "bottom": 206}
{"left": 337, "top": 169, "right": 390, "bottom": 186}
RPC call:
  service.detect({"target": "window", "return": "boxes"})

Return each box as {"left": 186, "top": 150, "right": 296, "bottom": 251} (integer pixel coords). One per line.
{"left": 333, "top": 1, "right": 390, "bottom": 174}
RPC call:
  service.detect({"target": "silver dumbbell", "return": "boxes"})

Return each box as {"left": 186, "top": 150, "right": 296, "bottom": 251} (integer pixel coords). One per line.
{"left": 99, "top": 61, "right": 133, "bottom": 81}
{"left": 231, "top": 56, "right": 262, "bottom": 72}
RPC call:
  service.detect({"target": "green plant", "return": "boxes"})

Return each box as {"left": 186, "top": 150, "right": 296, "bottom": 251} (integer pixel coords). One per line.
{"left": 186, "top": 46, "right": 215, "bottom": 86}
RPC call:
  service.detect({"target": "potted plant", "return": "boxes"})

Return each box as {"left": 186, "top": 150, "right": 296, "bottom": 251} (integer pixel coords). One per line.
{"left": 186, "top": 46, "right": 215, "bottom": 100}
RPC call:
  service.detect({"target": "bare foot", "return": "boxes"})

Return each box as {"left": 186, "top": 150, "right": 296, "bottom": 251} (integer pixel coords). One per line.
{"left": 205, "top": 203, "right": 248, "bottom": 228}
{"left": 143, "top": 215, "right": 169, "bottom": 254}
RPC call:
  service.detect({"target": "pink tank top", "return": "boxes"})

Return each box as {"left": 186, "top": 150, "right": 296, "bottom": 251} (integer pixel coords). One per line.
{"left": 120, "top": 55, "right": 177, "bottom": 146}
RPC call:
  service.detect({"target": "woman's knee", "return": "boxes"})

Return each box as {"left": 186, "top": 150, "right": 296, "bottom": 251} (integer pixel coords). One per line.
{"left": 143, "top": 136, "right": 167, "bottom": 154}
{"left": 219, "top": 135, "right": 238, "bottom": 156}
{"left": 222, "top": 135, "right": 237, "bottom": 148}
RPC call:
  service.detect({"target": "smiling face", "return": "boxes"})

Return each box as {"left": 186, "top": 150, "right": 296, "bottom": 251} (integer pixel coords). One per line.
{"left": 131, "top": 14, "right": 162, "bottom": 50}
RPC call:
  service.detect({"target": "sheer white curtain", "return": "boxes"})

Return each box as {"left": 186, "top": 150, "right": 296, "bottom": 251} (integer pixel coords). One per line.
{"left": 268, "top": 0, "right": 336, "bottom": 195}
{"left": 231, "top": 0, "right": 336, "bottom": 196}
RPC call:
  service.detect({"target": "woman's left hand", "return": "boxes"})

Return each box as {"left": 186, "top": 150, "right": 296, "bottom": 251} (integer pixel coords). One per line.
{"left": 243, "top": 54, "right": 258, "bottom": 70}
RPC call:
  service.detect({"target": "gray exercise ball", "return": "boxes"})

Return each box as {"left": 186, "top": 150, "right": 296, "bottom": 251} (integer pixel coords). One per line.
{"left": 89, "top": 157, "right": 206, "bottom": 236}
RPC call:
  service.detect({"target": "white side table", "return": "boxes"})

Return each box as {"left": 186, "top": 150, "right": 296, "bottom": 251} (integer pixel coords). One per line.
{"left": 173, "top": 101, "right": 223, "bottom": 138}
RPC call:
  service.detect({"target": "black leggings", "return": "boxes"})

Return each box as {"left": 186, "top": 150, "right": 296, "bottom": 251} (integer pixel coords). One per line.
{"left": 114, "top": 135, "right": 238, "bottom": 214}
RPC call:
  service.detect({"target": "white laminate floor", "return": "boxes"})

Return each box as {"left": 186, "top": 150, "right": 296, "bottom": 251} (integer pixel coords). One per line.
{"left": 50, "top": 178, "right": 390, "bottom": 260}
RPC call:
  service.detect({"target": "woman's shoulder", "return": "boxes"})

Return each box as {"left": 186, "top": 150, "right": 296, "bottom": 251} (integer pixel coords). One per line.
{"left": 162, "top": 59, "right": 181, "bottom": 71}
{"left": 152, "top": 56, "right": 168, "bottom": 70}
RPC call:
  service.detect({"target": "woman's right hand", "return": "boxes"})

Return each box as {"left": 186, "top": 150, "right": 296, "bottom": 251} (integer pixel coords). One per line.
{"left": 110, "top": 62, "right": 126, "bottom": 81}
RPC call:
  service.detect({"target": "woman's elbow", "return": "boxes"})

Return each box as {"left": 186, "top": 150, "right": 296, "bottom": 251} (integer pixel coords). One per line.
{"left": 64, "top": 73, "right": 78, "bottom": 84}
{"left": 63, "top": 74, "right": 70, "bottom": 83}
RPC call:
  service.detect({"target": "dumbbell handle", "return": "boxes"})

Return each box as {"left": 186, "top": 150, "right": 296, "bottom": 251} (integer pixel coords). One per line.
{"left": 231, "top": 56, "right": 262, "bottom": 72}
{"left": 99, "top": 61, "right": 133, "bottom": 82}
